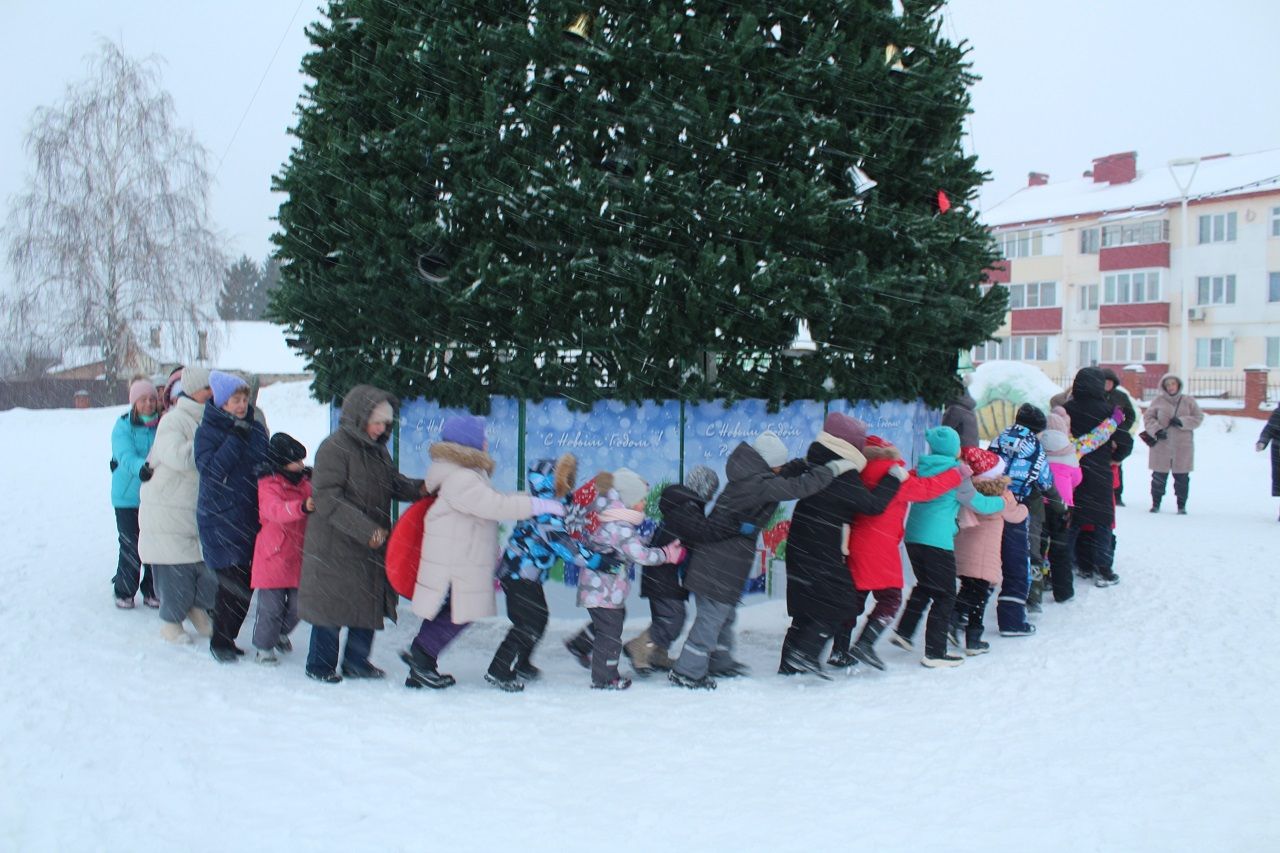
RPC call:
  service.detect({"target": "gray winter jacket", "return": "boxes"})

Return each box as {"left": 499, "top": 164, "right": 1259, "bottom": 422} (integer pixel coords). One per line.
{"left": 682, "top": 442, "right": 834, "bottom": 605}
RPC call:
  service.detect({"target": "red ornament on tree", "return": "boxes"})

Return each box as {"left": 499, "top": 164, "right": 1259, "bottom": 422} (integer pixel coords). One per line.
{"left": 937, "top": 189, "right": 952, "bottom": 213}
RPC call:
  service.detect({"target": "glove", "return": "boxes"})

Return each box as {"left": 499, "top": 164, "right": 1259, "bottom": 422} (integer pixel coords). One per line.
{"left": 231, "top": 417, "right": 252, "bottom": 436}
{"left": 1112, "top": 406, "right": 1125, "bottom": 423}
{"left": 1169, "top": 417, "right": 1183, "bottom": 428}
{"left": 1259, "top": 441, "right": 1269, "bottom": 452}
{"left": 109, "top": 458, "right": 118, "bottom": 472}
{"left": 958, "top": 462, "right": 973, "bottom": 479}
{"left": 662, "top": 541, "right": 687, "bottom": 565}
{"left": 1154, "top": 429, "right": 1168, "bottom": 441}
{"left": 887, "top": 465, "right": 909, "bottom": 482}
{"left": 530, "top": 497, "right": 566, "bottom": 517}
{"left": 825, "top": 458, "right": 857, "bottom": 477}
{"left": 138, "top": 463, "right": 154, "bottom": 482}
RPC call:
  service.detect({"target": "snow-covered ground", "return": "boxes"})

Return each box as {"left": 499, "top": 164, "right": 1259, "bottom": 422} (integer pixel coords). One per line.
{"left": 3, "top": 384, "right": 1278, "bottom": 852}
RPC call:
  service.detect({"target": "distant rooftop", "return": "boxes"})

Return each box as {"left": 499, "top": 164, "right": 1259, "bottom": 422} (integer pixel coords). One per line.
{"left": 984, "top": 147, "right": 1280, "bottom": 229}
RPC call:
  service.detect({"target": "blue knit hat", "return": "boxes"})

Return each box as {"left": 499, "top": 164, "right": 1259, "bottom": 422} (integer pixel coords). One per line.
{"left": 925, "top": 426, "right": 961, "bottom": 459}
{"left": 209, "top": 371, "right": 248, "bottom": 408}
{"left": 441, "top": 415, "right": 486, "bottom": 450}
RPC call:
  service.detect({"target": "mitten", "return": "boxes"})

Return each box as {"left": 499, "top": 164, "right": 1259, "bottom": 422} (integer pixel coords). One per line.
{"left": 530, "top": 497, "right": 566, "bottom": 517}
{"left": 138, "top": 462, "right": 154, "bottom": 482}
{"left": 958, "top": 462, "right": 973, "bottom": 479}
{"left": 662, "top": 541, "right": 687, "bottom": 565}
{"left": 887, "top": 465, "right": 909, "bottom": 482}
{"left": 109, "top": 459, "right": 118, "bottom": 472}
{"left": 1169, "top": 417, "right": 1183, "bottom": 428}
{"left": 1112, "top": 406, "right": 1125, "bottom": 423}
{"left": 824, "top": 458, "right": 857, "bottom": 477}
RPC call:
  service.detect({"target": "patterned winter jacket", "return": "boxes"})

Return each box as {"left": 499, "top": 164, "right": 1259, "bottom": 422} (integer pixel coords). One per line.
{"left": 499, "top": 456, "right": 591, "bottom": 583}
{"left": 577, "top": 494, "right": 667, "bottom": 609}
{"left": 989, "top": 424, "right": 1053, "bottom": 502}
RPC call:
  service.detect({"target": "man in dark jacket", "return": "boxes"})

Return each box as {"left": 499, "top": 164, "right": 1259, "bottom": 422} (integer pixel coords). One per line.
{"left": 1101, "top": 368, "right": 1136, "bottom": 505}
{"left": 1065, "top": 368, "right": 1119, "bottom": 587}
{"left": 669, "top": 432, "right": 842, "bottom": 689}
{"left": 780, "top": 412, "right": 902, "bottom": 677}
{"left": 942, "top": 387, "right": 980, "bottom": 449}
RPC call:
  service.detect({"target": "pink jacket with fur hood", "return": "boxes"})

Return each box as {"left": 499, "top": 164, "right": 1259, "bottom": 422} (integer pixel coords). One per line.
{"left": 412, "top": 442, "right": 535, "bottom": 624}
{"left": 955, "top": 477, "right": 1028, "bottom": 585}
{"left": 251, "top": 472, "right": 313, "bottom": 589}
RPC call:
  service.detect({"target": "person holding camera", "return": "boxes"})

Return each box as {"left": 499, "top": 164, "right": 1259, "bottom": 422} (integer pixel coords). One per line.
{"left": 1143, "top": 374, "right": 1204, "bottom": 514}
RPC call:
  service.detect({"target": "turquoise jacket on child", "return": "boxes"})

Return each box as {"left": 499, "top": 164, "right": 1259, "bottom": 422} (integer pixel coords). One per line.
{"left": 904, "top": 427, "right": 1004, "bottom": 551}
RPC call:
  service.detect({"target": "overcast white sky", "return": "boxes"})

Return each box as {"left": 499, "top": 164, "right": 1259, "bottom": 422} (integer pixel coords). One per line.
{"left": 1, "top": 0, "right": 1278, "bottom": 275}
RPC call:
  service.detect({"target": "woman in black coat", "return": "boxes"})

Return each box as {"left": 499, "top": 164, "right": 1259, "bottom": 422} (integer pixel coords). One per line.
{"left": 1064, "top": 368, "right": 1119, "bottom": 586}
{"left": 781, "top": 414, "right": 901, "bottom": 676}
{"left": 1257, "top": 401, "right": 1280, "bottom": 520}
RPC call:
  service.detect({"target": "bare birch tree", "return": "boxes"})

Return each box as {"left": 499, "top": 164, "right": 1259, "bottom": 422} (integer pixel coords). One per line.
{"left": 4, "top": 41, "right": 225, "bottom": 381}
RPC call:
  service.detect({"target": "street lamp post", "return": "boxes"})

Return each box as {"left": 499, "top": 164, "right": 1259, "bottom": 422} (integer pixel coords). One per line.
{"left": 1168, "top": 157, "right": 1200, "bottom": 378}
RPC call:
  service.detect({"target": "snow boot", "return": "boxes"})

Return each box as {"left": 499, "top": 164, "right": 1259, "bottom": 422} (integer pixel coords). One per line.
{"left": 306, "top": 668, "right": 342, "bottom": 684}
{"left": 1027, "top": 577, "right": 1044, "bottom": 613}
{"left": 401, "top": 646, "right": 456, "bottom": 689}
{"left": 514, "top": 661, "right": 542, "bottom": 682}
{"left": 827, "top": 630, "right": 854, "bottom": 667}
{"left": 564, "top": 631, "right": 593, "bottom": 669}
{"left": 210, "top": 644, "right": 239, "bottom": 664}
{"left": 255, "top": 649, "right": 279, "bottom": 665}
{"left": 669, "top": 670, "right": 717, "bottom": 690}
{"left": 999, "top": 623, "right": 1037, "bottom": 637}
{"left": 484, "top": 672, "right": 525, "bottom": 692}
{"left": 850, "top": 621, "right": 887, "bottom": 671}
{"left": 160, "top": 621, "right": 192, "bottom": 645}
{"left": 778, "top": 651, "right": 832, "bottom": 681}
{"left": 1094, "top": 569, "right": 1120, "bottom": 588}
{"left": 965, "top": 624, "right": 990, "bottom": 656}
{"left": 623, "top": 628, "right": 655, "bottom": 674}
{"left": 187, "top": 607, "right": 214, "bottom": 639}
{"left": 143, "top": 596, "right": 161, "bottom": 609}
{"left": 921, "top": 653, "right": 965, "bottom": 668}
{"left": 115, "top": 597, "right": 135, "bottom": 610}
{"left": 709, "top": 658, "right": 751, "bottom": 678}
{"left": 946, "top": 613, "right": 963, "bottom": 648}
{"left": 888, "top": 631, "right": 915, "bottom": 653}
{"left": 648, "top": 645, "right": 676, "bottom": 671}
{"left": 275, "top": 635, "right": 293, "bottom": 654}
{"left": 341, "top": 661, "right": 386, "bottom": 679}
{"left": 592, "top": 676, "right": 633, "bottom": 690}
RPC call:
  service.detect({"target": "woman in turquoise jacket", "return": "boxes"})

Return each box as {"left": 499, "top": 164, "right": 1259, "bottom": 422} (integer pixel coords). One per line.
{"left": 891, "top": 426, "right": 1003, "bottom": 667}
{"left": 112, "top": 379, "right": 160, "bottom": 608}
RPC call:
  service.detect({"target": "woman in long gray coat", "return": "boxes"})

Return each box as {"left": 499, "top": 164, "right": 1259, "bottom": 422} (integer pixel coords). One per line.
{"left": 299, "top": 385, "right": 425, "bottom": 683}
{"left": 1143, "top": 373, "right": 1204, "bottom": 514}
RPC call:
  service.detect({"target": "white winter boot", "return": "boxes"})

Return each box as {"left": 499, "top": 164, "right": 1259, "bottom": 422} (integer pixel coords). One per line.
{"left": 187, "top": 608, "right": 214, "bottom": 638}
{"left": 161, "top": 621, "right": 193, "bottom": 645}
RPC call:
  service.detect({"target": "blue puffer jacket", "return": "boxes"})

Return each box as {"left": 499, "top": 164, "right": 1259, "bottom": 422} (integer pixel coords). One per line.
{"left": 111, "top": 413, "right": 157, "bottom": 508}
{"left": 989, "top": 425, "right": 1053, "bottom": 501}
{"left": 194, "top": 403, "right": 269, "bottom": 569}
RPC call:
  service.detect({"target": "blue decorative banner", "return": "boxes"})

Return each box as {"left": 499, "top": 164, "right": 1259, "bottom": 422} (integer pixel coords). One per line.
{"left": 524, "top": 398, "right": 682, "bottom": 493}
{"left": 396, "top": 396, "right": 520, "bottom": 490}
{"left": 827, "top": 399, "right": 937, "bottom": 468}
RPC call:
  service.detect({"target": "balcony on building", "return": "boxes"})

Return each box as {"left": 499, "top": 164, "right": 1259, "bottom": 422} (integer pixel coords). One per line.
{"left": 1096, "top": 211, "right": 1171, "bottom": 271}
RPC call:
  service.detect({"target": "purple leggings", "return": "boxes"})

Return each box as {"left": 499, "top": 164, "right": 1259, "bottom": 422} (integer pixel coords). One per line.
{"left": 413, "top": 599, "right": 470, "bottom": 658}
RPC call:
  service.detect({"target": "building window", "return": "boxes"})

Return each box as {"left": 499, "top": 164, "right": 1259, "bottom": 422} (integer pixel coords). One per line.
{"left": 1198, "top": 211, "right": 1237, "bottom": 244}
{"left": 197, "top": 331, "right": 209, "bottom": 361}
{"left": 1078, "top": 284, "right": 1099, "bottom": 311}
{"left": 1196, "top": 274, "right": 1236, "bottom": 305}
{"left": 1269, "top": 272, "right": 1280, "bottom": 302}
{"left": 998, "top": 228, "right": 1044, "bottom": 259}
{"left": 972, "top": 340, "right": 1007, "bottom": 362}
{"left": 1101, "top": 328, "right": 1160, "bottom": 363}
{"left": 1080, "top": 228, "right": 1100, "bottom": 254}
{"left": 1078, "top": 339, "right": 1099, "bottom": 367}
{"left": 1007, "top": 281, "right": 1057, "bottom": 309}
{"left": 1195, "top": 337, "right": 1234, "bottom": 369}
{"left": 1103, "top": 270, "right": 1162, "bottom": 304}
{"left": 1101, "top": 219, "right": 1168, "bottom": 248}
{"left": 1271, "top": 207, "right": 1280, "bottom": 237}
{"left": 971, "top": 335, "right": 1056, "bottom": 362}
{"left": 1267, "top": 337, "right": 1280, "bottom": 368}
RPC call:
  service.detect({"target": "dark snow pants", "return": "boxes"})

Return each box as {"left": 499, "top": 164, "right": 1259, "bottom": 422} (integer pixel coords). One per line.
{"left": 897, "top": 544, "right": 958, "bottom": 659}
{"left": 955, "top": 578, "right": 992, "bottom": 643}
{"left": 1151, "top": 471, "right": 1190, "bottom": 509}
{"left": 587, "top": 607, "right": 625, "bottom": 685}
{"left": 673, "top": 595, "right": 737, "bottom": 680}
{"left": 488, "top": 578, "right": 549, "bottom": 678}
{"left": 112, "top": 508, "right": 155, "bottom": 601}
{"left": 832, "top": 588, "right": 903, "bottom": 656}
{"left": 211, "top": 563, "right": 254, "bottom": 653}
{"left": 1044, "top": 504, "right": 1075, "bottom": 602}
{"left": 996, "top": 517, "right": 1032, "bottom": 632}
{"left": 647, "top": 597, "right": 688, "bottom": 650}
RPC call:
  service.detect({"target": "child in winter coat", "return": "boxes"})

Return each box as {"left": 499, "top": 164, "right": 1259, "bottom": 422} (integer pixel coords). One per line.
{"left": 405, "top": 415, "right": 565, "bottom": 691}
{"left": 566, "top": 468, "right": 684, "bottom": 690}
{"left": 987, "top": 405, "right": 1053, "bottom": 637}
{"left": 195, "top": 371, "right": 270, "bottom": 662}
{"left": 487, "top": 454, "right": 582, "bottom": 687}
{"left": 624, "top": 466, "right": 749, "bottom": 675}
{"left": 892, "top": 427, "right": 1005, "bottom": 667}
{"left": 953, "top": 448, "right": 1026, "bottom": 655}
{"left": 250, "top": 433, "right": 314, "bottom": 665}
{"left": 111, "top": 377, "right": 161, "bottom": 609}
{"left": 832, "top": 435, "right": 961, "bottom": 670}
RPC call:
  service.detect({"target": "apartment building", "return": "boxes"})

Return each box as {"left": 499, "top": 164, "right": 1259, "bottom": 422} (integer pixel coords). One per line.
{"left": 979, "top": 149, "right": 1280, "bottom": 393}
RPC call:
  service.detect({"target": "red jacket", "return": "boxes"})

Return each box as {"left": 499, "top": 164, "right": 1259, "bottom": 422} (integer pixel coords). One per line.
{"left": 251, "top": 473, "right": 312, "bottom": 589}
{"left": 846, "top": 457, "right": 961, "bottom": 590}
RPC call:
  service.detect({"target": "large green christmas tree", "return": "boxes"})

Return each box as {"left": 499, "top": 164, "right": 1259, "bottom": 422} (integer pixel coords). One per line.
{"left": 272, "top": 0, "right": 1006, "bottom": 409}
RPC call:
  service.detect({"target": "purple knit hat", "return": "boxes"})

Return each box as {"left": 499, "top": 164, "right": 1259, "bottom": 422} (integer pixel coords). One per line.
{"left": 822, "top": 412, "right": 868, "bottom": 450}
{"left": 209, "top": 371, "right": 248, "bottom": 408}
{"left": 441, "top": 415, "right": 487, "bottom": 450}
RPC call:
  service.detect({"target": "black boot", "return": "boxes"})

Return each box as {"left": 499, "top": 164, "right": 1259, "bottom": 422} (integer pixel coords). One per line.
{"left": 965, "top": 624, "right": 990, "bottom": 656}
{"left": 827, "top": 629, "right": 856, "bottom": 668}
{"left": 401, "top": 646, "right": 456, "bottom": 689}
{"left": 564, "top": 629, "right": 593, "bottom": 669}
{"left": 850, "top": 621, "right": 887, "bottom": 671}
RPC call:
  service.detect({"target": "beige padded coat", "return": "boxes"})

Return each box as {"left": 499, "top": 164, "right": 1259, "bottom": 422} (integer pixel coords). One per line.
{"left": 1143, "top": 375, "right": 1204, "bottom": 474}
{"left": 411, "top": 442, "right": 534, "bottom": 624}
{"left": 138, "top": 396, "right": 205, "bottom": 565}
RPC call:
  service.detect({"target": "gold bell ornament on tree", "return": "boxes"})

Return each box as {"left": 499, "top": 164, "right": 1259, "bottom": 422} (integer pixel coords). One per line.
{"left": 565, "top": 12, "right": 592, "bottom": 42}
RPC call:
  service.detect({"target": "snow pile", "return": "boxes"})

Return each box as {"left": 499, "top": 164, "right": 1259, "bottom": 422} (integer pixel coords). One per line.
{"left": 255, "top": 378, "right": 328, "bottom": 462}
{"left": 217, "top": 321, "right": 311, "bottom": 376}
{"left": 2, "top": 404, "right": 1278, "bottom": 851}
{"left": 968, "top": 359, "right": 1065, "bottom": 413}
